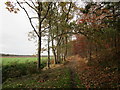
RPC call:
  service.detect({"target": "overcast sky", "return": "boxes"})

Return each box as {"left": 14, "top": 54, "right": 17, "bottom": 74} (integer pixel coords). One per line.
{"left": 0, "top": 1, "right": 38, "bottom": 55}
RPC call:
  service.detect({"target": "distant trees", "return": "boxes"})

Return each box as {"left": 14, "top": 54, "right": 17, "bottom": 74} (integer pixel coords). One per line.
{"left": 71, "top": 35, "right": 87, "bottom": 58}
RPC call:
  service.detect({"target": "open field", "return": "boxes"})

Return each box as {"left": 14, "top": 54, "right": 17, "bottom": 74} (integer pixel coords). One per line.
{"left": 2, "top": 56, "right": 53, "bottom": 83}
{"left": 2, "top": 57, "right": 49, "bottom": 66}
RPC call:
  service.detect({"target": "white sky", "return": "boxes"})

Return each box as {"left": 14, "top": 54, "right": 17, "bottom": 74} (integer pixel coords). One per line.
{"left": 0, "top": 0, "right": 37, "bottom": 55}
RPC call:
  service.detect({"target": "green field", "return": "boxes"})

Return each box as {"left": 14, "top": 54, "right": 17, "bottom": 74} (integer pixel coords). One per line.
{"left": 2, "top": 57, "right": 51, "bottom": 83}
{"left": 2, "top": 57, "right": 48, "bottom": 66}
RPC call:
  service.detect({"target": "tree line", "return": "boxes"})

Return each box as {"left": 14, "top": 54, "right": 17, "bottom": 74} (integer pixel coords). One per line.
{"left": 5, "top": 1, "right": 120, "bottom": 69}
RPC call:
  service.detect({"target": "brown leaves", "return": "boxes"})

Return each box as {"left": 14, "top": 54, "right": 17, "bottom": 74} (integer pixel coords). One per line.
{"left": 77, "top": 4, "right": 113, "bottom": 30}
{"left": 79, "top": 64, "right": 119, "bottom": 88}
{"left": 5, "top": 1, "right": 20, "bottom": 13}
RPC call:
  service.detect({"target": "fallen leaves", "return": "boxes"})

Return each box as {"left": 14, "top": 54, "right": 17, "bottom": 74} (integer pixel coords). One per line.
{"left": 79, "top": 65, "right": 119, "bottom": 88}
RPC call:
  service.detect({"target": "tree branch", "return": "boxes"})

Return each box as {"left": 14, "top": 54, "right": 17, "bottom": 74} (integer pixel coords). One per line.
{"left": 30, "top": 17, "right": 38, "bottom": 19}
{"left": 30, "top": 0, "right": 36, "bottom": 8}
{"left": 41, "top": 2, "right": 52, "bottom": 23}
{"left": 66, "top": 2, "right": 72, "bottom": 22}
{"left": 53, "top": 31, "right": 88, "bottom": 39}
{"left": 16, "top": 0, "right": 39, "bottom": 37}
{"left": 25, "top": 1, "right": 38, "bottom": 13}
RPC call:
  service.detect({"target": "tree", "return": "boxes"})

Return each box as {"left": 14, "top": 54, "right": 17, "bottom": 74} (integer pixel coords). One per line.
{"left": 75, "top": 2, "right": 120, "bottom": 61}
{"left": 44, "top": 2, "right": 76, "bottom": 64}
{"left": 5, "top": 0, "right": 52, "bottom": 69}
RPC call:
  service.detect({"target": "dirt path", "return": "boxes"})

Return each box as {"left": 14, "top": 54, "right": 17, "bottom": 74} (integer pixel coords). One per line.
{"left": 65, "top": 57, "right": 87, "bottom": 88}
{"left": 68, "top": 60, "right": 78, "bottom": 88}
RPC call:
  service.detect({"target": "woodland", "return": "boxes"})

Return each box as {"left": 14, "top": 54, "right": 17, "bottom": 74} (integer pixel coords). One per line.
{"left": 2, "top": 1, "right": 120, "bottom": 88}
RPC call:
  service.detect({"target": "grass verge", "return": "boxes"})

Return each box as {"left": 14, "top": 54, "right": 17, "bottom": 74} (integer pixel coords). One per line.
{"left": 3, "top": 67, "right": 71, "bottom": 88}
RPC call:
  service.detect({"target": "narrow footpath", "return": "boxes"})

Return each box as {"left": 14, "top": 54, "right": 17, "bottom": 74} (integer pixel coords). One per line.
{"left": 65, "top": 57, "right": 87, "bottom": 88}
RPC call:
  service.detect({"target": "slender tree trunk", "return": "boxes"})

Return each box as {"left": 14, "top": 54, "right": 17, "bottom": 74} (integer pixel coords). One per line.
{"left": 64, "top": 36, "right": 68, "bottom": 62}
{"left": 38, "top": 37, "right": 41, "bottom": 69}
{"left": 51, "top": 39, "right": 57, "bottom": 64}
{"left": 47, "top": 35, "right": 50, "bottom": 68}
{"left": 57, "top": 46, "right": 60, "bottom": 63}
{"left": 47, "top": 13, "right": 51, "bottom": 68}
{"left": 62, "top": 37, "right": 65, "bottom": 62}
{"left": 37, "top": 2, "right": 42, "bottom": 69}
{"left": 56, "top": 25, "right": 61, "bottom": 64}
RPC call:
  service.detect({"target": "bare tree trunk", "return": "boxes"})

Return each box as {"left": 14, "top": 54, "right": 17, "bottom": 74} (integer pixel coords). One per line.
{"left": 57, "top": 46, "right": 60, "bottom": 63}
{"left": 38, "top": 37, "right": 41, "bottom": 69}
{"left": 51, "top": 39, "right": 57, "bottom": 64}
{"left": 64, "top": 36, "right": 68, "bottom": 62}
{"left": 56, "top": 25, "right": 61, "bottom": 64}
{"left": 47, "top": 35, "right": 50, "bottom": 68}
{"left": 47, "top": 12, "right": 51, "bottom": 68}
{"left": 37, "top": 2, "right": 42, "bottom": 69}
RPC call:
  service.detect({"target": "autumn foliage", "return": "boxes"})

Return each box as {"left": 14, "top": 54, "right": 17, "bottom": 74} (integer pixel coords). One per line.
{"left": 71, "top": 35, "right": 88, "bottom": 58}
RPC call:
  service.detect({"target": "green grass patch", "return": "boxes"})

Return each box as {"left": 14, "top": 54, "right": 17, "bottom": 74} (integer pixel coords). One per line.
{"left": 3, "top": 67, "right": 71, "bottom": 88}
{"left": 2, "top": 57, "right": 49, "bottom": 66}
{"left": 2, "top": 57, "right": 52, "bottom": 83}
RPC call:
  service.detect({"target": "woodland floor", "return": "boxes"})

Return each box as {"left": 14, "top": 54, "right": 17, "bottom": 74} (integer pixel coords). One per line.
{"left": 65, "top": 54, "right": 119, "bottom": 88}
{"left": 3, "top": 54, "right": 119, "bottom": 88}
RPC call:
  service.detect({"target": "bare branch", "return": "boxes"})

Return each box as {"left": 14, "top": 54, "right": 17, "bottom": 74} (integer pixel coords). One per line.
{"left": 53, "top": 31, "right": 88, "bottom": 39}
{"left": 25, "top": 1, "right": 38, "bottom": 13}
{"left": 30, "top": 17, "right": 38, "bottom": 19}
{"left": 16, "top": 0, "right": 39, "bottom": 37}
{"left": 66, "top": 2, "right": 72, "bottom": 22}
{"left": 42, "top": 26, "right": 50, "bottom": 31}
{"left": 29, "top": 0, "right": 36, "bottom": 8}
